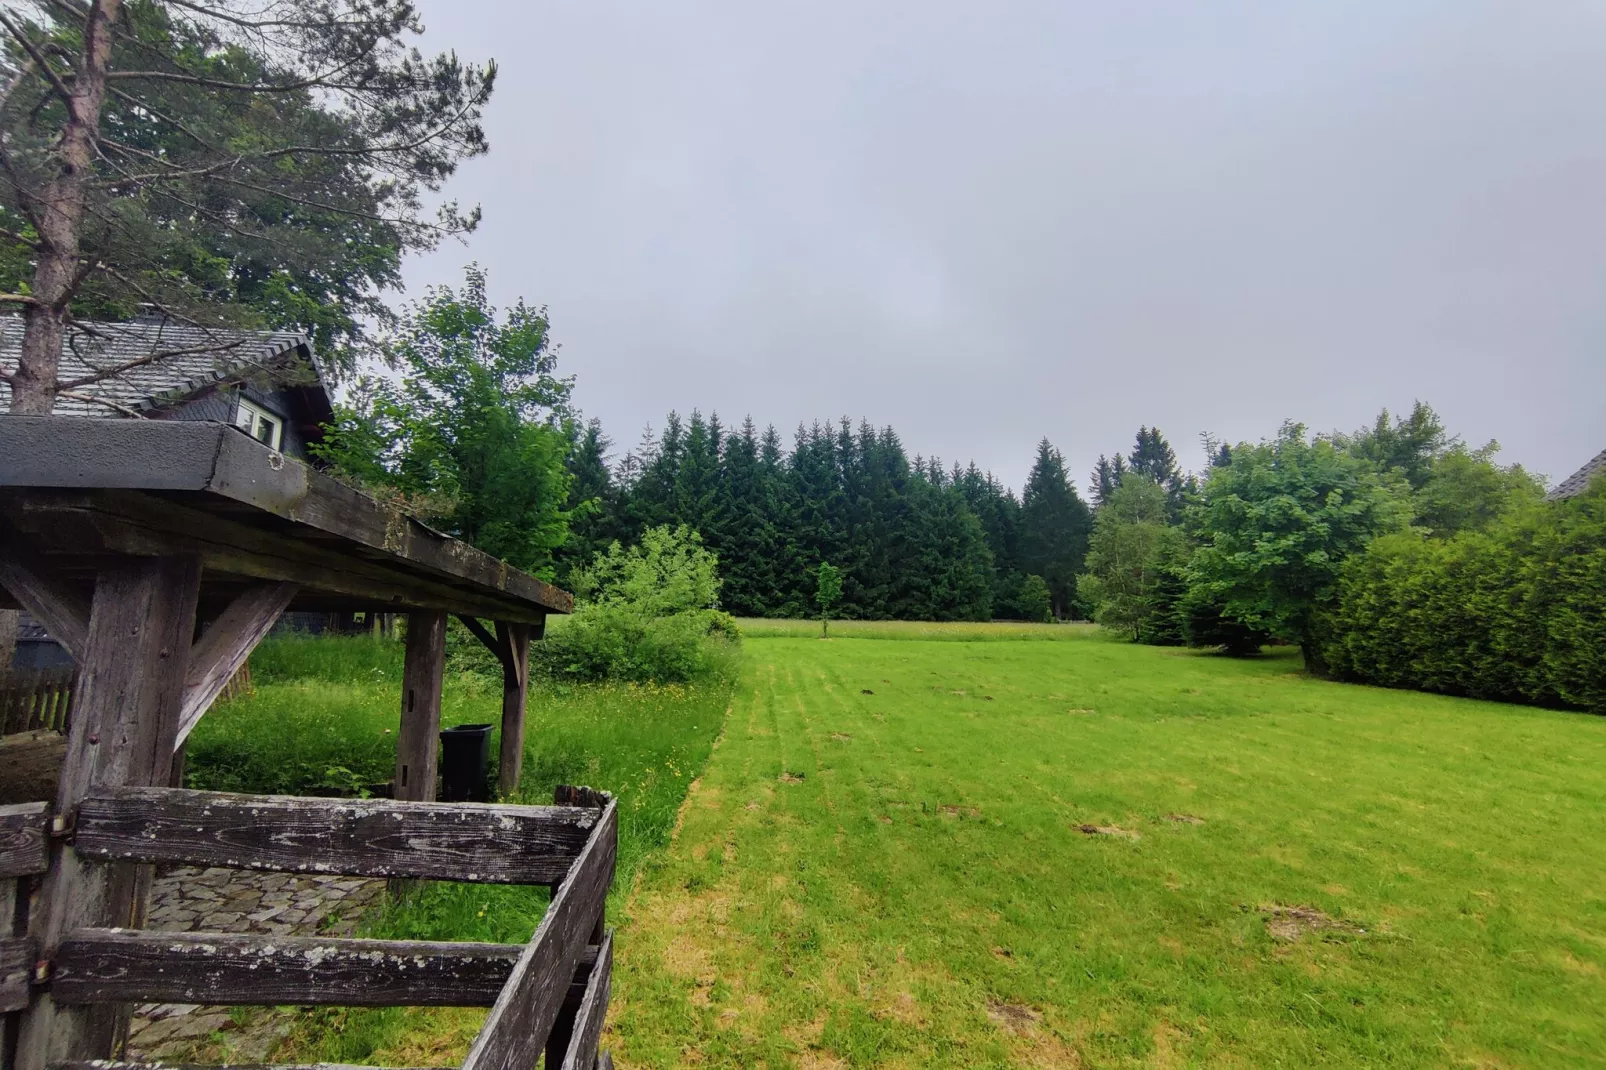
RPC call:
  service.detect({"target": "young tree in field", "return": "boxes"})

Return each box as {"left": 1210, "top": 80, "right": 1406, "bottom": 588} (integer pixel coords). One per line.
{"left": 815, "top": 562, "right": 843, "bottom": 637}
{"left": 313, "top": 266, "right": 573, "bottom": 575}
{"left": 1191, "top": 422, "right": 1409, "bottom": 672}
{"left": 1020, "top": 439, "right": 1092, "bottom": 619}
{"left": 0, "top": 0, "right": 493, "bottom": 412}
{"left": 1078, "top": 479, "right": 1182, "bottom": 639}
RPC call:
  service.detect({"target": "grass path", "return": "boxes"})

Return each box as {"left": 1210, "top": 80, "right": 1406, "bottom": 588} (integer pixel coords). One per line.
{"left": 608, "top": 633, "right": 1606, "bottom": 1067}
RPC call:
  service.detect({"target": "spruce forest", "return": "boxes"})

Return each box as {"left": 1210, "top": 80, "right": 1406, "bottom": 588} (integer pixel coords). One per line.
{"left": 555, "top": 412, "right": 1185, "bottom": 622}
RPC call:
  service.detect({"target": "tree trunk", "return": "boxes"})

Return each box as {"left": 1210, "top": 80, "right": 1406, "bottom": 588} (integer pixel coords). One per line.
{"left": 6, "top": 0, "right": 123, "bottom": 415}
{"left": 1300, "top": 639, "right": 1329, "bottom": 676}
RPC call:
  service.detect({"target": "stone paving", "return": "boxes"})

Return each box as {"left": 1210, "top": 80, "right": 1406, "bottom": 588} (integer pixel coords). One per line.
{"left": 124, "top": 865, "right": 385, "bottom": 1061}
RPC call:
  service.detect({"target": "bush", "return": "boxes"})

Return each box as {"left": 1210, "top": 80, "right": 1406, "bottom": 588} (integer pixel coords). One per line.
{"left": 536, "top": 525, "right": 740, "bottom": 684}
{"left": 534, "top": 605, "right": 739, "bottom": 684}
{"left": 1180, "top": 586, "right": 1269, "bottom": 656}
{"left": 1322, "top": 478, "right": 1606, "bottom": 712}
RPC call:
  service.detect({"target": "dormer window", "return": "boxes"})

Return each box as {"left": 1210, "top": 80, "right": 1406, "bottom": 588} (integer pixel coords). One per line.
{"left": 234, "top": 396, "right": 283, "bottom": 450}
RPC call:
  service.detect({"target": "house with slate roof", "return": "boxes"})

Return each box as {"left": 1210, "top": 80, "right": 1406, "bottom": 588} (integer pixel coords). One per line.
{"left": 1547, "top": 448, "right": 1606, "bottom": 501}
{"left": 0, "top": 315, "right": 333, "bottom": 462}
{"left": 1, "top": 316, "right": 338, "bottom": 667}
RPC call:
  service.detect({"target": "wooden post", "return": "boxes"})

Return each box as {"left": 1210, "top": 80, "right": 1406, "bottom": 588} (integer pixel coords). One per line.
{"left": 15, "top": 556, "right": 201, "bottom": 1070}
{"left": 395, "top": 611, "right": 446, "bottom": 804}
{"left": 496, "top": 621, "right": 533, "bottom": 799}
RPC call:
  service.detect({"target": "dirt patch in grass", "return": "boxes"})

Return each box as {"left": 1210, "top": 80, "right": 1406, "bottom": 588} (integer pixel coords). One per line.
{"left": 1164, "top": 813, "right": 1205, "bottom": 825}
{"left": 779, "top": 771, "right": 806, "bottom": 783}
{"left": 1263, "top": 904, "right": 1365, "bottom": 942}
{"left": 1077, "top": 823, "right": 1139, "bottom": 840}
{"left": 986, "top": 1001, "right": 1041, "bottom": 1034}
{"left": 939, "top": 804, "right": 981, "bottom": 818}
{"left": 829, "top": 733, "right": 852, "bottom": 742}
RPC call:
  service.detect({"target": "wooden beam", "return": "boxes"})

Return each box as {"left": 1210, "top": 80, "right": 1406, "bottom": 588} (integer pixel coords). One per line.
{"left": 0, "top": 527, "right": 89, "bottom": 662}
{"left": 559, "top": 930, "right": 613, "bottom": 1070}
{"left": 497, "top": 621, "right": 531, "bottom": 798}
{"left": 52, "top": 930, "right": 524, "bottom": 1007}
{"left": 4, "top": 489, "right": 553, "bottom": 626}
{"left": 74, "top": 787, "right": 604, "bottom": 884}
{"left": 0, "top": 418, "right": 573, "bottom": 616}
{"left": 460, "top": 800, "right": 617, "bottom": 1070}
{"left": 175, "top": 582, "right": 297, "bottom": 746}
{"left": 396, "top": 611, "right": 446, "bottom": 804}
{"left": 1, "top": 934, "right": 35, "bottom": 1012}
{"left": 456, "top": 615, "right": 508, "bottom": 673}
{"left": 52, "top": 1064, "right": 441, "bottom": 1070}
{"left": 14, "top": 556, "right": 202, "bottom": 1070}
{"left": 0, "top": 802, "right": 49, "bottom": 878}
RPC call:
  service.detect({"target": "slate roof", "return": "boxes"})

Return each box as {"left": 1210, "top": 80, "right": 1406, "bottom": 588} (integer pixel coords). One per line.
{"left": 1548, "top": 448, "right": 1606, "bottom": 501}
{"left": 0, "top": 317, "right": 319, "bottom": 417}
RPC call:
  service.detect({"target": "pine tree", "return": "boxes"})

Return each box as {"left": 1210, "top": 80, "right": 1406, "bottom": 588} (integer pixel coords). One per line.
{"left": 1091, "top": 455, "right": 1117, "bottom": 507}
{"left": 555, "top": 419, "right": 618, "bottom": 584}
{"left": 1020, "top": 439, "right": 1093, "bottom": 619}
{"left": 714, "top": 417, "right": 779, "bottom": 615}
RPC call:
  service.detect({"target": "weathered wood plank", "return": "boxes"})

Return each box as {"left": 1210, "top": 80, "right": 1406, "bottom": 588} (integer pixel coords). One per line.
{"left": 0, "top": 730, "right": 69, "bottom": 807}
{"left": 396, "top": 612, "right": 445, "bottom": 805}
{"left": 176, "top": 583, "right": 297, "bottom": 746}
{"left": 5, "top": 489, "right": 553, "bottom": 627}
{"left": 559, "top": 930, "right": 613, "bottom": 1070}
{"left": 461, "top": 801, "right": 617, "bottom": 1070}
{"left": 0, "top": 528, "right": 89, "bottom": 662}
{"left": 2, "top": 933, "right": 36, "bottom": 1012}
{"left": 598, "top": 1051, "right": 615, "bottom": 1070}
{"left": 14, "top": 556, "right": 202, "bottom": 1070}
{"left": 0, "top": 801, "right": 50, "bottom": 877}
{"left": 0, "top": 418, "right": 572, "bottom": 616}
{"left": 497, "top": 622, "right": 531, "bottom": 797}
{"left": 52, "top": 929, "right": 525, "bottom": 1008}
{"left": 53, "top": 1062, "right": 439, "bottom": 1070}
{"left": 74, "top": 787, "right": 602, "bottom": 884}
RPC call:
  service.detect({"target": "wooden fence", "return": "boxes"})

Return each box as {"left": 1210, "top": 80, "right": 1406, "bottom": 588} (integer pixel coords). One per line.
{"left": 2, "top": 784, "right": 617, "bottom": 1070}
{"left": 0, "top": 668, "right": 74, "bottom": 735}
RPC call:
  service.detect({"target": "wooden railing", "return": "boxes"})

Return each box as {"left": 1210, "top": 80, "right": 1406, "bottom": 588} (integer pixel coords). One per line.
{"left": 0, "top": 668, "right": 74, "bottom": 735}
{"left": 2, "top": 786, "right": 617, "bottom": 1070}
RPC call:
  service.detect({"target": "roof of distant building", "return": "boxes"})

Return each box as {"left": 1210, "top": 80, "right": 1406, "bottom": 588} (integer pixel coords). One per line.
{"left": 0, "top": 317, "right": 325, "bottom": 418}
{"left": 1548, "top": 448, "right": 1606, "bottom": 500}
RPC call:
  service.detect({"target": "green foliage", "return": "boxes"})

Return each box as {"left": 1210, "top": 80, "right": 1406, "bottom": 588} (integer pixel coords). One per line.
{"left": 815, "top": 562, "right": 843, "bottom": 636}
{"left": 572, "top": 525, "right": 722, "bottom": 616}
{"left": 1324, "top": 478, "right": 1606, "bottom": 712}
{"left": 1337, "top": 401, "right": 1447, "bottom": 491}
{"left": 537, "top": 525, "right": 738, "bottom": 684}
{"left": 1014, "top": 574, "right": 1054, "bottom": 624}
{"left": 0, "top": 0, "right": 493, "bottom": 378}
{"left": 1191, "top": 422, "right": 1409, "bottom": 669}
{"left": 1412, "top": 442, "right": 1544, "bottom": 537}
{"left": 1021, "top": 438, "right": 1093, "bottom": 618}
{"left": 313, "top": 266, "right": 574, "bottom": 575}
{"left": 1078, "top": 480, "right": 1183, "bottom": 640}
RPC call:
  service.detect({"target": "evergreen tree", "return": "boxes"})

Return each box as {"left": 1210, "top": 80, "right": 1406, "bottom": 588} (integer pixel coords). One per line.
{"left": 715, "top": 417, "right": 780, "bottom": 615}
{"left": 1020, "top": 439, "right": 1093, "bottom": 618}
{"left": 555, "top": 418, "right": 618, "bottom": 585}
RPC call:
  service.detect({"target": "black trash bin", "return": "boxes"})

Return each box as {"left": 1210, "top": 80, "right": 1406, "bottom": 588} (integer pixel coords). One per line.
{"left": 439, "top": 723, "right": 494, "bottom": 802}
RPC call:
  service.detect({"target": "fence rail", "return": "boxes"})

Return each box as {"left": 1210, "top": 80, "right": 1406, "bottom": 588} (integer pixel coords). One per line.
{"left": 0, "top": 667, "right": 74, "bottom": 735}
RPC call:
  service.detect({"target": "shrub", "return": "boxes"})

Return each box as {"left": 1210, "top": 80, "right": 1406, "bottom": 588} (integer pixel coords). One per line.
{"left": 1322, "top": 478, "right": 1606, "bottom": 712}
{"left": 536, "top": 525, "right": 740, "bottom": 684}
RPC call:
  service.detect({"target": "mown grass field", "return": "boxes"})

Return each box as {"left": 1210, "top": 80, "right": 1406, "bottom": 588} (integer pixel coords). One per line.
{"left": 608, "top": 628, "right": 1606, "bottom": 1067}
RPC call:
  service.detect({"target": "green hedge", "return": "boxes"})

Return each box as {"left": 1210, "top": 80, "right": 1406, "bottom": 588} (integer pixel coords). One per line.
{"left": 1322, "top": 480, "right": 1606, "bottom": 712}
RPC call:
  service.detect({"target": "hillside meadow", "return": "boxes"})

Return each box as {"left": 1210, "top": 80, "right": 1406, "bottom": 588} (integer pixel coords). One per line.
{"left": 183, "top": 625, "right": 1606, "bottom": 1067}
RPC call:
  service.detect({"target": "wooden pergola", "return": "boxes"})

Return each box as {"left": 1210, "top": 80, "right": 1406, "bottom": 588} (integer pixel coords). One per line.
{"left": 0, "top": 416, "right": 615, "bottom": 1070}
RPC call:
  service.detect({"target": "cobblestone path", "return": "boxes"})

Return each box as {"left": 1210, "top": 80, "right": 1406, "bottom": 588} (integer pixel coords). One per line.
{"left": 125, "top": 866, "right": 385, "bottom": 1060}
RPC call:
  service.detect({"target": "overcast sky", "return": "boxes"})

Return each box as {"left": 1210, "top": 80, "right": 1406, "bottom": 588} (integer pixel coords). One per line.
{"left": 401, "top": 1, "right": 1606, "bottom": 494}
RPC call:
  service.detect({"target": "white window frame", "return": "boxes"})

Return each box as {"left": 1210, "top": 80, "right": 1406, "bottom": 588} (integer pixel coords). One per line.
{"left": 234, "top": 396, "right": 284, "bottom": 451}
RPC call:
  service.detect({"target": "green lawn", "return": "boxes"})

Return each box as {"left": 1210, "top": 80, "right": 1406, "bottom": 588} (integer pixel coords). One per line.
{"left": 608, "top": 629, "right": 1606, "bottom": 1067}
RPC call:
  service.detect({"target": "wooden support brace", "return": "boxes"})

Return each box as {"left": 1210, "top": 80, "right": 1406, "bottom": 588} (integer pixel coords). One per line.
{"left": 461, "top": 801, "right": 618, "bottom": 1070}
{"left": 175, "top": 582, "right": 296, "bottom": 746}
{"left": 74, "top": 787, "right": 604, "bottom": 885}
{"left": 0, "top": 528, "right": 89, "bottom": 663}
{"left": 497, "top": 621, "right": 531, "bottom": 798}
